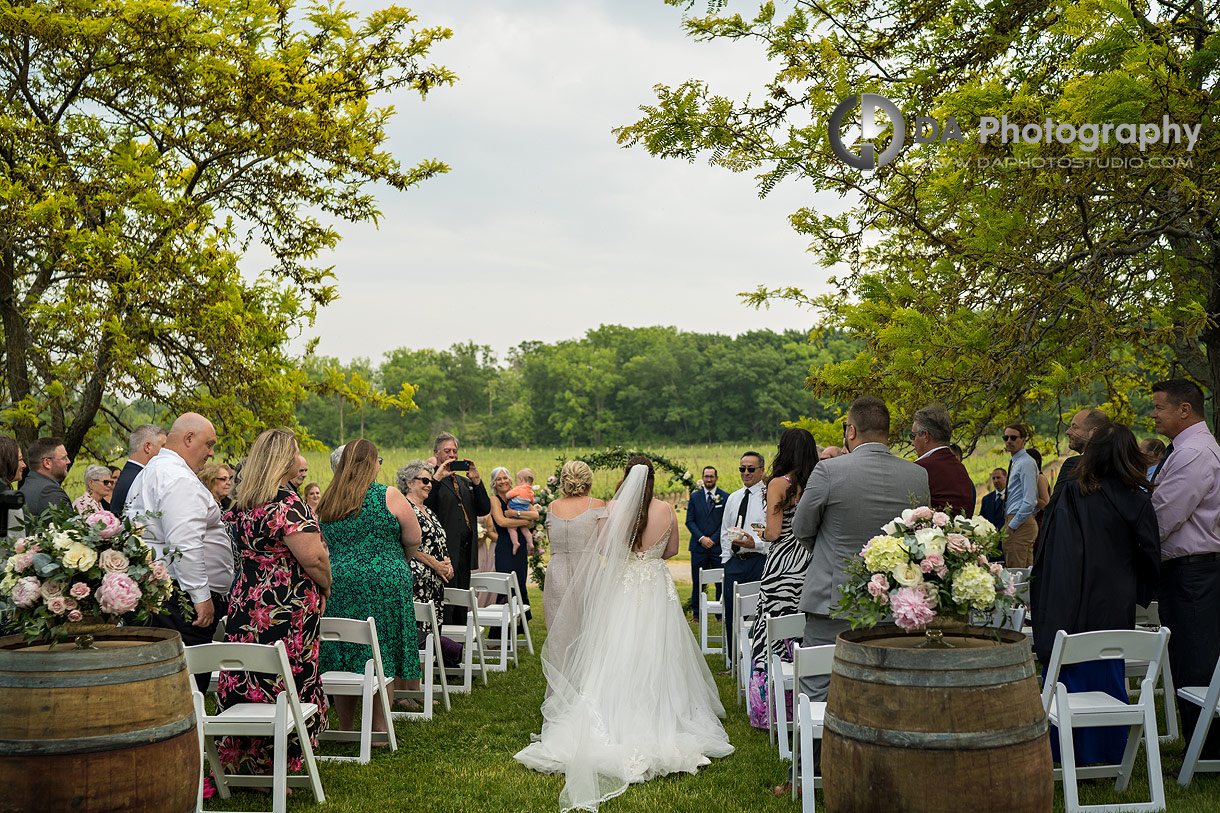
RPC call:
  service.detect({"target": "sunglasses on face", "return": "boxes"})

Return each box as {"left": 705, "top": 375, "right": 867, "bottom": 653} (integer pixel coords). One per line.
{"left": 415, "top": 476, "right": 432, "bottom": 484}
{"left": 908, "top": 430, "right": 926, "bottom": 440}
{"left": 100, "top": 479, "right": 114, "bottom": 486}
{"left": 739, "top": 466, "right": 757, "bottom": 473}
{"left": 1003, "top": 435, "right": 1021, "bottom": 441}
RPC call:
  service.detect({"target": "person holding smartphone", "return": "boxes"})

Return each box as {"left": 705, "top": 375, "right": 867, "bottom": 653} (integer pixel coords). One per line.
{"left": 424, "top": 431, "right": 491, "bottom": 624}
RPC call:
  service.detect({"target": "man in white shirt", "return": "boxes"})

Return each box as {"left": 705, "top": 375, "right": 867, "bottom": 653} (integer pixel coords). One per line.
{"left": 126, "top": 413, "right": 233, "bottom": 674}
{"left": 720, "top": 450, "right": 768, "bottom": 656}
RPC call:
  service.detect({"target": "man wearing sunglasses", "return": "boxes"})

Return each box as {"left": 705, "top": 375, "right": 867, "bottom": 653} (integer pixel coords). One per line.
{"left": 720, "top": 451, "right": 768, "bottom": 655}
{"left": 1003, "top": 423, "right": 1039, "bottom": 567}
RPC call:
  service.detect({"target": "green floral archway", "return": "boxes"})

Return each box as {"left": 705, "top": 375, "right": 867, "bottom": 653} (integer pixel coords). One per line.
{"left": 528, "top": 447, "right": 697, "bottom": 590}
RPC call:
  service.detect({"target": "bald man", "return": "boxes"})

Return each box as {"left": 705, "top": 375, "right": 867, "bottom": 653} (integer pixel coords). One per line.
{"left": 126, "top": 413, "right": 233, "bottom": 682}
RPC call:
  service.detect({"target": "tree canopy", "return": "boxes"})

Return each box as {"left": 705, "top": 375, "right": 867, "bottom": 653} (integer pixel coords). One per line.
{"left": 0, "top": 0, "right": 452, "bottom": 457}
{"left": 615, "top": 0, "right": 1219, "bottom": 444}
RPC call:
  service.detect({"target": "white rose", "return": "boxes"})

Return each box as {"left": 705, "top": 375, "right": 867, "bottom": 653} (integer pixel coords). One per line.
{"left": 915, "top": 527, "right": 947, "bottom": 556}
{"left": 51, "top": 531, "right": 74, "bottom": 551}
{"left": 892, "top": 561, "right": 924, "bottom": 587}
{"left": 882, "top": 520, "right": 901, "bottom": 535}
{"left": 900, "top": 508, "right": 916, "bottom": 525}
{"left": 970, "top": 516, "right": 997, "bottom": 535}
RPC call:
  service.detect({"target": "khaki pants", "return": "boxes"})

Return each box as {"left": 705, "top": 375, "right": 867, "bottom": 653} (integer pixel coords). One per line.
{"left": 1004, "top": 514, "right": 1038, "bottom": 568}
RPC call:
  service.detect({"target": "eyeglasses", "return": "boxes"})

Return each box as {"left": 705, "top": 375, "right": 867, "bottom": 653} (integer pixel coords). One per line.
{"left": 415, "top": 476, "right": 432, "bottom": 484}
{"left": 101, "top": 479, "right": 114, "bottom": 486}
{"left": 1003, "top": 435, "right": 1021, "bottom": 441}
{"left": 739, "top": 466, "right": 757, "bottom": 473}
{"left": 215, "top": 476, "right": 230, "bottom": 482}
{"left": 908, "top": 430, "right": 926, "bottom": 440}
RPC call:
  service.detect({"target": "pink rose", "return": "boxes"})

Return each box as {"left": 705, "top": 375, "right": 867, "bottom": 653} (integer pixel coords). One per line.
{"left": 912, "top": 506, "right": 934, "bottom": 521}
{"left": 932, "top": 511, "right": 950, "bottom": 527}
{"left": 98, "top": 548, "right": 130, "bottom": 573}
{"left": 977, "top": 554, "right": 990, "bottom": 567}
{"left": 946, "top": 533, "right": 971, "bottom": 554}
{"left": 96, "top": 572, "right": 141, "bottom": 614}
{"left": 11, "top": 576, "right": 41, "bottom": 608}
{"left": 85, "top": 510, "right": 123, "bottom": 539}
{"left": 1004, "top": 581, "right": 1017, "bottom": 597}
{"left": 890, "top": 587, "right": 936, "bottom": 631}
{"left": 40, "top": 580, "right": 65, "bottom": 599}
{"left": 45, "top": 595, "right": 68, "bottom": 615}
{"left": 67, "top": 609, "right": 83, "bottom": 622}
{"left": 866, "top": 573, "right": 889, "bottom": 599}
{"left": 13, "top": 540, "right": 25, "bottom": 553}
{"left": 916, "top": 582, "right": 940, "bottom": 608}
{"left": 8, "top": 551, "right": 33, "bottom": 572}
{"left": 859, "top": 541, "right": 872, "bottom": 557}
{"left": 69, "top": 582, "right": 91, "bottom": 599}
{"left": 989, "top": 562, "right": 1004, "bottom": 576}
{"left": 150, "top": 559, "right": 170, "bottom": 583}
{"left": 63, "top": 597, "right": 77, "bottom": 611}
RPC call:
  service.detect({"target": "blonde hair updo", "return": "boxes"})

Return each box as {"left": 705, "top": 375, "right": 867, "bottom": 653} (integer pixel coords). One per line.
{"left": 559, "top": 460, "right": 593, "bottom": 497}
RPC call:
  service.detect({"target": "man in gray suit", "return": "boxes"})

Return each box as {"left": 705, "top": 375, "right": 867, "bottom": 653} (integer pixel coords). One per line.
{"left": 794, "top": 395, "right": 931, "bottom": 701}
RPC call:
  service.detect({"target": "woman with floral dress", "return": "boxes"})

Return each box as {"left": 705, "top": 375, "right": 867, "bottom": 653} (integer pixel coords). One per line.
{"left": 218, "top": 428, "right": 332, "bottom": 777}
{"left": 317, "top": 439, "right": 422, "bottom": 727}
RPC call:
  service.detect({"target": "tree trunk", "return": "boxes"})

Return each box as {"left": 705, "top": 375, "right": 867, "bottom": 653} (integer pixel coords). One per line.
{"left": 0, "top": 246, "right": 34, "bottom": 447}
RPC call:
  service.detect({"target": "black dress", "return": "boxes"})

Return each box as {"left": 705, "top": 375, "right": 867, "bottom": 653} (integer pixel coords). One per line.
{"left": 1031, "top": 475, "right": 1160, "bottom": 764}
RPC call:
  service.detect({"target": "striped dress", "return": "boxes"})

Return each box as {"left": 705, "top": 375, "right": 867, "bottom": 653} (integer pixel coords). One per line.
{"left": 746, "top": 490, "right": 810, "bottom": 729}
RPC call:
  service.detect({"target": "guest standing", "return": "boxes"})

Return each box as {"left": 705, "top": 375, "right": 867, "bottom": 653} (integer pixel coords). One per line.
{"left": 910, "top": 404, "right": 975, "bottom": 517}
{"left": 1150, "top": 378, "right": 1220, "bottom": 765}
{"left": 72, "top": 464, "right": 113, "bottom": 515}
{"left": 746, "top": 428, "right": 818, "bottom": 729}
{"left": 127, "top": 413, "right": 233, "bottom": 667}
{"left": 198, "top": 462, "right": 233, "bottom": 511}
{"left": 218, "top": 428, "right": 332, "bottom": 777}
{"left": 19, "top": 437, "right": 71, "bottom": 520}
{"left": 0, "top": 437, "right": 25, "bottom": 536}
{"left": 1003, "top": 423, "right": 1040, "bottom": 567}
{"left": 721, "top": 451, "right": 768, "bottom": 654}
{"left": 111, "top": 423, "right": 166, "bottom": 517}
{"left": 1046, "top": 408, "right": 1110, "bottom": 519}
{"left": 490, "top": 466, "right": 539, "bottom": 619}
{"left": 979, "top": 468, "right": 1007, "bottom": 529}
{"left": 302, "top": 481, "right": 321, "bottom": 514}
{"left": 1032, "top": 423, "right": 1159, "bottom": 765}
{"left": 686, "top": 465, "right": 728, "bottom": 622}
{"left": 424, "top": 431, "right": 490, "bottom": 623}
{"left": 317, "top": 439, "right": 421, "bottom": 729}
{"left": 543, "top": 461, "right": 605, "bottom": 629}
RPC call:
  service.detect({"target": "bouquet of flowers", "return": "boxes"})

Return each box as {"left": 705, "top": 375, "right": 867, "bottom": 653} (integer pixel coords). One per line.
{"left": 528, "top": 476, "right": 561, "bottom": 590}
{"left": 833, "top": 506, "right": 1021, "bottom": 632}
{"left": 0, "top": 503, "right": 176, "bottom": 643}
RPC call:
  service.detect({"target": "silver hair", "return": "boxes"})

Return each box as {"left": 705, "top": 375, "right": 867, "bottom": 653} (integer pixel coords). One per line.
{"left": 433, "top": 431, "right": 457, "bottom": 452}
{"left": 397, "top": 459, "right": 434, "bottom": 492}
{"left": 912, "top": 404, "right": 953, "bottom": 445}
{"left": 84, "top": 464, "right": 111, "bottom": 484}
{"left": 329, "top": 444, "right": 346, "bottom": 472}
{"left": 128, "top": 423, "right": 166, "bottom": 454}
{"left": 489, "top": 466, "right": 510, "bottom": 484}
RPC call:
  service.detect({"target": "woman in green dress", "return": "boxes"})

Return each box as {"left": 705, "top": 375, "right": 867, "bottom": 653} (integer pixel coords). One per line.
{"left": 317, "top": 438, "right": 422, "bottom": 733}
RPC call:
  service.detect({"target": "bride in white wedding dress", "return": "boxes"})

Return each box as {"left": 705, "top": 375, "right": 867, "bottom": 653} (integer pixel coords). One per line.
{"left": 515, "top": 457, "right": 733, "bottom": 811}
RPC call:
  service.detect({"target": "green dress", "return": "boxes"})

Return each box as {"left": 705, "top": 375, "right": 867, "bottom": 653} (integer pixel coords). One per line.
{"left": 319, "top": 483, "right": 421, "bottom": 679}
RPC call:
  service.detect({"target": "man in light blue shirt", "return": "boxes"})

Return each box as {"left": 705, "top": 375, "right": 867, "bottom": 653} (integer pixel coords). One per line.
{"left": 1003, "top": 423, "right": 1039, "bottom": 567}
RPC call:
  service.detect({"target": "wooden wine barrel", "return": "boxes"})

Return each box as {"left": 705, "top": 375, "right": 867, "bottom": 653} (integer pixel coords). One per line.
{"left": 0, "top": 627, "right": 199, "bottom": 812}
{"left": 823, "top": 625, "right": 1052, "bottom": 813}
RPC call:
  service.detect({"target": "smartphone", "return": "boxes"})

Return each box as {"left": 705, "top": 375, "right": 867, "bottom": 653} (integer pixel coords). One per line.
{"left": 449, "top": 459, "right": 472, "bottom": 472}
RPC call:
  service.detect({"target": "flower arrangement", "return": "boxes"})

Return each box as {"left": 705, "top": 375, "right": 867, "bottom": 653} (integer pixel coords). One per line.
{"left": 833, "top": 506, "right": 1021, "bottom": 632}
{"left": 528, "top": 476, "right": 561, "bottom": 590}
{"left": 0, "top": 504, "right": 176, "bottom": 644}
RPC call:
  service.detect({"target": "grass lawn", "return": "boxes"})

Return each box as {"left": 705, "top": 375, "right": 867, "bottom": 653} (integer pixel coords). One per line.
{"left": 202, "top": 584, "right": 1220, "bottom": 813}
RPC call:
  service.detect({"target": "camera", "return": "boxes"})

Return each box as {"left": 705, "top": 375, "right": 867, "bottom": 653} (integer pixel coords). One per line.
{"left": 0, "top": 490, "right": 26, "bottom": 537}
{"left": 449, "top": 459, "right": 472, "bottom": 472}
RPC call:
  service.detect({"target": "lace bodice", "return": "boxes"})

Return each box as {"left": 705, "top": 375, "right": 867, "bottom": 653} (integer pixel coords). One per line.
{"left": 623, "top": 536, "right": 677, "bottom": 603}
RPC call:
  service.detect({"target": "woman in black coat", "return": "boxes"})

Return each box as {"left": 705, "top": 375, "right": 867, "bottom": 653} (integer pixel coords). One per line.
{"left": 1031, "top": 423, "right": 1160, "bottom": 765}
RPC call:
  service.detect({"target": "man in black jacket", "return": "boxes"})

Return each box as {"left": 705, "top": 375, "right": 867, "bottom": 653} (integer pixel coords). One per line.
{"left": 424, "top": 431, "right": 490, "bottom": 623}
{"left": 19, "top": 436, "right": 71, "bottom": 520}
{"left": 111, "top": 424, "right": 167, "bottom": 517}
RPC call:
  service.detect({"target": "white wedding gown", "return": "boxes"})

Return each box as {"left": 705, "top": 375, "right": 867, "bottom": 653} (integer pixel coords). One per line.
{"left": 515, "top": 467, "right": 733, "bottom": 811}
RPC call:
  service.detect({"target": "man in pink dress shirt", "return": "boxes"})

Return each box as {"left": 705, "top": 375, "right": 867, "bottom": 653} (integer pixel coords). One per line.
{"left": 1151, "top": 378, "right": 1220, "bottom": 764}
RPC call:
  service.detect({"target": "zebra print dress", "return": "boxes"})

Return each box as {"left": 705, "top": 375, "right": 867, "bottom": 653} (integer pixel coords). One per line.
{"left": 746, "top": 491, "right": 810, "bottom": 729}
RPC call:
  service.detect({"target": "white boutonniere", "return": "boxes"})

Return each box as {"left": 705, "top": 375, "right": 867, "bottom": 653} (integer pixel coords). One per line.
{"left": 712, "top": 492, "right": 722, "bottom": 505}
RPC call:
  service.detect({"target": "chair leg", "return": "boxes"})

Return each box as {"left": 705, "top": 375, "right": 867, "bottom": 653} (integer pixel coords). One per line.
{"left": 1144, "top": 703, "right": 1166, "bottom": 810}
{"left": 1113, "top": 722, "right": 1143, "bottom": 792}
{"left": 297, "top": 709, "right": 326, "bottom": 804}
{"left": 1056, "top": 685, "right": 1081, "bottom": 813}
{"left": 193, "top": 692, "right": 206, "bottom": 813}
{"left": 1178, "top": 702, "right": 1214, "bottom": 787}
{"left": 378, "top": 671, "right": 398, "bottom": 750}
{"left": 273, "top": 695, "right": 288, "bottom": 813}
{"left": 203, "top": 735, "right": 230, "bottom": 799}
{"left": 359, "top": 662, "right": 375, "bottom": 764}
{"left": 1161, "top": 662, "right": 1179, "bottom": 743}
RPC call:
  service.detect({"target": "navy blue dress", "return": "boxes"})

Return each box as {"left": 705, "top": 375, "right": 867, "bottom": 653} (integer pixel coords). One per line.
{"left": 493, "top": 496, "right": 533, "bottom": 619}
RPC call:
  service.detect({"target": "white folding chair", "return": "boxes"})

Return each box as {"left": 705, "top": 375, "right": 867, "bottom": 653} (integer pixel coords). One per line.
{"left": 1128, "top": 602, "right": 1178, "bottom": 745}
{"left": 729, "top": 579, "right": 761, "bottom": 676}
{"left": 193, "top": 690, "right": 207, "bottom": 813}
{"left": 1041, "top": 628, "right": 1169, "bottom": 813}
{"left": 186, "top": 641, "right": 325, "bottom": 813}
{"left": 203, "top": 616, "right": 230, "bottom": 694}
{"left": 470, "top": 573, "right": 517, "bottom": 671}
{"left": 791, "top": 643, "right": 836, "bottom": 810}
{"left": 397, "top": 600, "right": 451, "bottom": 714}
{"left": 972, "top": 604, "right": 1027, "bottom": 631}
{"left": 698, "top": 567, "right": 724, "bottom": 655}
{"left": 317, "top": 616, "right": 397, "bottom": 762}
{"left": 735, "top": 591, "right": 761, "bottom": 704}
{"left": 765, "top": 613, "right": 806, "bottom": 758}
{"left": 441, "top": 587, "right": 489, "bottom": 693}
{"left": 1175, "top": 649, "right": 1220, "bottom": 786}
{"left": 508, "top": 571, "right": 535, "bottom": 655}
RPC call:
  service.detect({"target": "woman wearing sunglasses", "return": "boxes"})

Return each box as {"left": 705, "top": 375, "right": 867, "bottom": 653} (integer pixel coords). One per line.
{"left": 72, "top": 464, "right": 114, "bottom": 515}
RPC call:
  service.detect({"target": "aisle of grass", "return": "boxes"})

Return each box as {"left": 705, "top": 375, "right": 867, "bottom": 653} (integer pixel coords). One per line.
{"left": 202, "top": 584, "right": 1220, "bottom": 812}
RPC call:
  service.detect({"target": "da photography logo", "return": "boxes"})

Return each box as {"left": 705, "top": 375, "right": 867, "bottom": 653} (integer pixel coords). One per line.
{"left": 828, "top": 93, "right": 963, "bottom": 170}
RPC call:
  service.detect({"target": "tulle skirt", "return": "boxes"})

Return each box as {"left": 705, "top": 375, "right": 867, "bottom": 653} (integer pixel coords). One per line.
{"left": 515, "top": 559, "right": 733, "bottom": 811}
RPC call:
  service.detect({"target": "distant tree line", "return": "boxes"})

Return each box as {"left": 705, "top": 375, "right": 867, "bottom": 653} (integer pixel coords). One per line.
{"left": 293, "top": 326, "right": 865, "bottom": 449}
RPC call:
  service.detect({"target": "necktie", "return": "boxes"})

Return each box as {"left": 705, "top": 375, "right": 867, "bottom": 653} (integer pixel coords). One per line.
{"left": 451, "top": 477, "right": 471, "bottom": 530}
{"left": 737, "top": 487, "right": 750, "bottom": 526}
{"left": 1150, "top": 442, "right": 1174, "bottom": 483}
{"left": 706, "top": 490, "right": 713, "bottom": 508}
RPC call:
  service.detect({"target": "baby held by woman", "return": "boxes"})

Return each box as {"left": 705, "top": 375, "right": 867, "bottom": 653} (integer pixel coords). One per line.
{"left": 506, "top": 468, "right": 538, "bottom": 554}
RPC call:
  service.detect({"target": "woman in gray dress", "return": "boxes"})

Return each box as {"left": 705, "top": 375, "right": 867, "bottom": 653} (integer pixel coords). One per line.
{"left": 542, "top": 461, "right": 605, "bottom": 629}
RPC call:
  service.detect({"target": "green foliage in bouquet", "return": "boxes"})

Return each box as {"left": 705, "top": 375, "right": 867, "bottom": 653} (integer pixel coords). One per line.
{"left": 0, "top": 503, "right": 177, "bottom": 644}
{"left": 833, "top": 507, "right": 1023, "bottom": 632}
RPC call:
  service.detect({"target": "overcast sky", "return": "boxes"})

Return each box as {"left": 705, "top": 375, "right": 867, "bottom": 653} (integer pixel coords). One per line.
{"left": 293, "top": 0, "right": 841, "bottom": 365}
